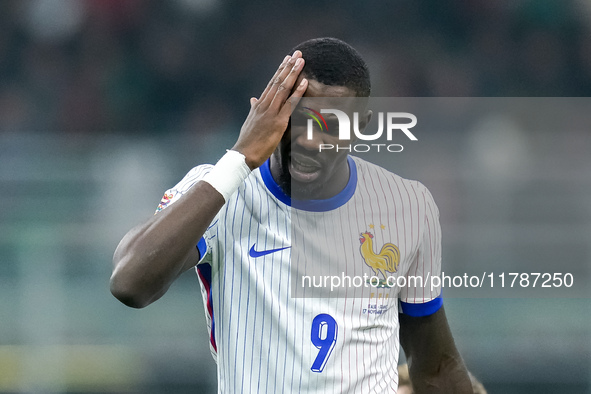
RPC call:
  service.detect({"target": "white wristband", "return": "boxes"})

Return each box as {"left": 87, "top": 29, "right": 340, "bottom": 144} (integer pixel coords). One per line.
{"left": 202, "top": 150, "right": 251, "bottom": 202}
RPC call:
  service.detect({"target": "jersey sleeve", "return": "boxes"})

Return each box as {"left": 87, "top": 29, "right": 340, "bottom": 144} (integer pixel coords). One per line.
{"left": 154, "top": 164, "right": 217, "bottom": 264}
{"left": 156, "top": 165, "right": 220, "bottom": 359}
{"left": 155, "top": 164, "right": 213, "bottom": 213}
{"left": 399, "top": 184, "right": 443, "bottom": 317}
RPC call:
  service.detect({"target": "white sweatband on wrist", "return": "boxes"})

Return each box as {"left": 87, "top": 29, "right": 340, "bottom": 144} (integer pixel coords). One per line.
{"left": 202, "top": 150, "right": 251, "bottom": 202}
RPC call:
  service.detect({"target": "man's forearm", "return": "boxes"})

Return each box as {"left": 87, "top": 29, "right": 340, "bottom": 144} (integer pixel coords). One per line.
{"left": 408, "top": 354, "right": 472, "bottom": 394}
{"left": 400, "top": 308, "right": 472, "bottom": 394}
{"left": 110, "top": 181, "right": 224, "bottom": 308}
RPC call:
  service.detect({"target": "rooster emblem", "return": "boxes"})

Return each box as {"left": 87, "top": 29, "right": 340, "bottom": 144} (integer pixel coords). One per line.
{"left": 359, "top": 232, "right": 400, "bottom": 278}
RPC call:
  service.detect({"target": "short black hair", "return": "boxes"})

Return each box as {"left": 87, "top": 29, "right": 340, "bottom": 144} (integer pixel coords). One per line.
{"left": 291, "top": 37, "right": 371, "bottom": 97}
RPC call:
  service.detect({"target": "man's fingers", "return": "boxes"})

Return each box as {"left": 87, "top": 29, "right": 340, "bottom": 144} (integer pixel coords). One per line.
{"left": 250, "top": 97, "right": 258, "bottom": 106}
{"left": 271, "top": 57, "right": 305, "bottom": 110}
{"left": 279, "top": 78, "right": 308, "bottom": 118}
{"left": 259, "top": 51, "right": 302, "bottom": 108}
{"left": 259, "top": 55, "right": 291, "bottom": 102}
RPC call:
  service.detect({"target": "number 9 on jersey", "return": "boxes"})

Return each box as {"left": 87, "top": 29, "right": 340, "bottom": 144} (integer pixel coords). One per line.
{"left": 310, "top": 313, "right": 338, "bottom": 372}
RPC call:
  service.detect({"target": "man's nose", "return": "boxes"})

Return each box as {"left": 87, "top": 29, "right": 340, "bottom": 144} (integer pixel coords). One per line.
{"left": 292, "top": 124, "right": 323, "bottom": 151}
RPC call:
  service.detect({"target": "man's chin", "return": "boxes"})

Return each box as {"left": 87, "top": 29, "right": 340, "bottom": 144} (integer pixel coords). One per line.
{"left": 290, "top": 177, "right": 327, "bottom": 200}
{"left": 283, "top": 157, "right": 325, "bottom": 198}
{"left": 277, "top": 173, "right": 326, "bottom": 200}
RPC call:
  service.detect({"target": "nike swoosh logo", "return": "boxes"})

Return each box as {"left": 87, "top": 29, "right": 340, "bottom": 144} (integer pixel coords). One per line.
{"left": 249, "top": 244, "right": 291, "bottom": 258}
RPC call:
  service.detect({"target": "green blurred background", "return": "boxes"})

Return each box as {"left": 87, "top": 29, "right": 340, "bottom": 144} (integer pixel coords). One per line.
{"left": 1, "top": 0, "right": 591, "bottom": 393}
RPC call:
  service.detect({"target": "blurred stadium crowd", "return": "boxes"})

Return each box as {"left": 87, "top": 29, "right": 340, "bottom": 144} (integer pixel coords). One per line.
{"left": 1, "top": 0, "right": 591, "bottom": 135}
{"left": 2, "top": 1, "right": 591, "bottom": 393}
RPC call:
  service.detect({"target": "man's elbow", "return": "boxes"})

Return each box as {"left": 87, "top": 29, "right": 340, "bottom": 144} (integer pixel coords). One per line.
{"left": 109, "top": 270, "right": 152, "bottom": 309}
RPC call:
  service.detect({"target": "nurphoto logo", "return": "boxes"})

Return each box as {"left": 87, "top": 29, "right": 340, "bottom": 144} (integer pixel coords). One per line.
{"left": 304, "top": 108, "right": 418, "bottom": 153}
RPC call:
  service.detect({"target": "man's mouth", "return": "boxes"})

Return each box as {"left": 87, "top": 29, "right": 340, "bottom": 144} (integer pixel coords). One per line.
{"left": 289, "top": 153, "right": 322, "bottom": 183}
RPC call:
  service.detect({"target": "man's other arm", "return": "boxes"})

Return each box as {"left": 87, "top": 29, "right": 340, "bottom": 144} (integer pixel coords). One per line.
{"left": 399, "top": 306, "right": 472, "bottom": 393}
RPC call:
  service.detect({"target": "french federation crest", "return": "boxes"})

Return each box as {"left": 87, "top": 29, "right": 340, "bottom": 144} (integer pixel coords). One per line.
{"left": 359, "top": 231, "right": 400, "bottom": 279}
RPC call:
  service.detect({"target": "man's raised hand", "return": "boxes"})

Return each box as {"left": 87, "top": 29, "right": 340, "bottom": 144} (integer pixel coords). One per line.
{"left": 232, "top": 50, "right": 308, "bottom": 169}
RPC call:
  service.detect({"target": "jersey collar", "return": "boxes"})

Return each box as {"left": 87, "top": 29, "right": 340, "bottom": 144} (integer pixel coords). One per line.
{"left": 259, "top": 156, "right": 357, "bottom": 212}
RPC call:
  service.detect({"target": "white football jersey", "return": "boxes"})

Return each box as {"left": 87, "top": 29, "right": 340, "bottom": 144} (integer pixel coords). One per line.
{"left": 157, "top": 156, "right": 442, "bottom": 393}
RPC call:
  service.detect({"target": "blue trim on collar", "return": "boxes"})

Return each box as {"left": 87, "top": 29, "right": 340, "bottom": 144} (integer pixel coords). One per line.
{"left": 259, "top": 156, "right": 357, "bottom": 212}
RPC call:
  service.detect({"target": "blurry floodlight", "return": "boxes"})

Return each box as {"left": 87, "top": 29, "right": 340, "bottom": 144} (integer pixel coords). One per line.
{"left": 23, "top": 0, "right": 87, "bottom": 43}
